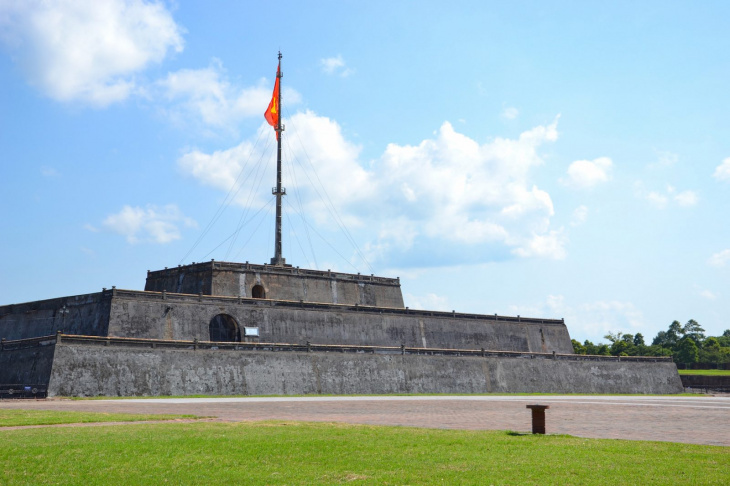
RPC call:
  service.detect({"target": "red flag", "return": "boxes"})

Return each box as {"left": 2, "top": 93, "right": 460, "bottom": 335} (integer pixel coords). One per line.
{"left": 264, "top": 65, "right": 280, "bottom": 137}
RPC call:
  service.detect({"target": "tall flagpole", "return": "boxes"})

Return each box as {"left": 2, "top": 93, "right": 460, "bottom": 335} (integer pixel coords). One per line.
{"left": 271, "top": 51, "right": 286, "bottom": 266}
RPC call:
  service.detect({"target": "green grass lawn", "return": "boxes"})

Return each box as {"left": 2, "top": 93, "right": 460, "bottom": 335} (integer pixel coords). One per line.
{"left": 0, "top": 421, "right": 727, "bottom": 485}
{"left": 0, "top": 409, "right": 197, "bottom": 427}
{"left": 678, "top": 369, "right": 730, "bottom": 376}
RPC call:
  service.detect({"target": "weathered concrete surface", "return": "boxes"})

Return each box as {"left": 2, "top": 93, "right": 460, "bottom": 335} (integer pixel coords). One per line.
{"left": 0, "top": 292, "right": 111, "bottom": 340}
{"left": 144, "top": 261, "right": 405, "bottom": 308}
{"left": 0, "top": 341, "right": 56, "bottom": 386}
{"left": 106, "top": 291, "right": 573, "bottom": 353}
{"left": 47, "top": 343, "right": 683, "bottom": 397}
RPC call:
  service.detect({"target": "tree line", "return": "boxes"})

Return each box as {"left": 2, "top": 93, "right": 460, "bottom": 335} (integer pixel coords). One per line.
{"left": 571, "top": 320, "right": 730, "bottom": 365}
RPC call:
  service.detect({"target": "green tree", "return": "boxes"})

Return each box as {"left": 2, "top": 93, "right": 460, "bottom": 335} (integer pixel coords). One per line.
{"left": 699, "top": 337, "right": 722, "bottom": 364}
{"left": 633, "top": 333, "right": 645, "bottom": 346}
{"left": 667, "top": 320, "right": 683, "bottom": 345}
{"left": 717, "top": 330, "right": 730, "bottom": 348}
{"left": 652, "top": 331, "right": 669, "bottom": 347}
{"left": 571, "top": 339, "right": 586, "bottom": 354}
{"left": 596, "top": 344, "right": 611, "bottom": 356}
{"left": 610, "top": 340, "right": 631, "bottom": 356}
{"left": 675, "top": 337, "right": 699, "bottom": 365}
{"left": 683, "top": 319, "right": 705, "bottom": 344}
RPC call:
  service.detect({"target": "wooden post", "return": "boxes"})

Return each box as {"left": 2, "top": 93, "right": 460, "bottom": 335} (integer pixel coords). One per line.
{"left": 526, "top": 405, "right": 549, "bottom": 434}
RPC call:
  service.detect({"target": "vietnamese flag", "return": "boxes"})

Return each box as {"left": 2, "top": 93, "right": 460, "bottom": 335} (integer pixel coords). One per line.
{"left": 264, "top": 65, "right": 280, "bottom": 137}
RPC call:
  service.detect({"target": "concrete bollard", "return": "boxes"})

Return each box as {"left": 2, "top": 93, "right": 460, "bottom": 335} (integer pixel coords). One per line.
{"left": 526, "top": 405, "right": 549, "bottom": 434}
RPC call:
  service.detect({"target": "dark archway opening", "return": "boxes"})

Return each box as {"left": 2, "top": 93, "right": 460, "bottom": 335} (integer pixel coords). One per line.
{"left": 251, "top": 285, "right": 265, "bottom": 299}
{"left": 209, "top": 314, "right": 240, "bottom": 342}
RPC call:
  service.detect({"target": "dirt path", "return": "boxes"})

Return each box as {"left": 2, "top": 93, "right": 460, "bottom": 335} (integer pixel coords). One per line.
{"left": 2, "top": 395, "right": 728, "bottom": 446}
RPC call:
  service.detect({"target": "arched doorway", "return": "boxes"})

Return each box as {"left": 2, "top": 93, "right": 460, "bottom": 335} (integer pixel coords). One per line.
{"left": 251, "top": 284, "right": 265, "bottom": 299}
{"left": 209, "top": 314, "right": 240, "bottom": 342}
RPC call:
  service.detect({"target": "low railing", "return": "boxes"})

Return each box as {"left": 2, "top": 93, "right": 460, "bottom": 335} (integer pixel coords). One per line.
{"left": 0, "top": 384, "right": 47, "bottom": 399}
{"left": 3, "top": 333, "right": 674, "bottom": 363}
{"left": 0, "top": 335, "right": 56, "bottom": 350}
{"left": 146, "top": 260, "right": 402, "bottom": 286}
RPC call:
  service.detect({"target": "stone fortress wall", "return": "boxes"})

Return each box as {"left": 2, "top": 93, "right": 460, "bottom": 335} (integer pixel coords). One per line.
{"left": 0, "top": 292, "right": 111, "bottom": 340}
{"left": 0, "top": 261, "right": 684, "bottom": 397}
{"left": 0, "top": 336, "right": 683, "bottom": 397}
{"left": 2, "top": 289, "right": 573, "bottom": 354}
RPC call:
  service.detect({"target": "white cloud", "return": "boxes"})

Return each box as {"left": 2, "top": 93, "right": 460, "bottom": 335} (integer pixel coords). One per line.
{"left": 645, "top": 191, "right": 669, "bottom": 209}
{"left": 674, "top": 190, "right": 698, "bottom": 207}
{"left": 102, "top": 204, "right": 196, "bottom": 244}
{"left": 156, "top": 59, "right": 301, "bottom": 130}
{"left": 636, "top": 182, "right": 697, "bottom": 209}
{"left": 179, "top": 113, "right": 566, "bottom": 263}
{"left": 320, "top": 55, "right": 353, "bottom": 77}
{"left": 561, "top": 157, "right": 613, "bottom": 189}
{"left": 0, "top": 0, "right": 184, "bottom": 106}
{"left": 501, "top": 106, "right": 519, "bottom": 120}
{"left": 713, "top": 158, "right": 730, "bottom": 181}
{"left": 40, "top": 166, "right": 59, "bottom": 177}
{"left": 512, "top": 295, "right": 646, "bottom": 342}
{"left": 511, "top": 230, "right": 566, "bottom": 260}
{"left": 698, "top": 289, "right": 717, "bottom": 300}
{"left": 708, "top": 249, "right": 730, "bottom": 268}
{"left": 570, "top": 205, "right": 588, "bottom": 227}
{"left": 404, "top": 293, "right": 450, "bottom": 312}
{"left": 649, "top": 150, "right": 678, "bottom": 168}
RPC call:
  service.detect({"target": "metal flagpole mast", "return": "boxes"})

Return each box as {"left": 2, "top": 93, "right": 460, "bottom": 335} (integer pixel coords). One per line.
{"left": 271, "top": 51, "right": 286, "bottom": 266}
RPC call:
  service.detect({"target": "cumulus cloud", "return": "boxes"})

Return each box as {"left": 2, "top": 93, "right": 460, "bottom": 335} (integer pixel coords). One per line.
{"left": 320, "top": 55, "right": 353, "bottom": 77}
{"left": 636, "top": 183, "right": 697, "bottom": 209}
{"left": 102, "top": 204, "right": 196, "bottom": 244}
{"left": 0, "top": 0, "right": 184, "bottom": 106}
{"left": 649, "top": 150, "right": 678, "bottom": 168}
{"left": 674, "top": 190, "right": 698, "bottom": 207}
{"left": 698, "top": 289, "right": 717, "bottom": 300}
{"left": 570, "top": 205, "right": 588, "bottom": 227}
{"left": 511, "top": 231, "right": 566, "bottom": 260}
{"left": 708, "top": 249, "right": 730, "bottom": 268}
{"left": 645, "top": 191, "right": 669, "bottom": 209}
{"left": 713, "top": 158, "right": 730, "bottom": 181}
{"left": 40, "top": 166, "right": 59, "bottom": 177}
{"left": 501, "top": 106, "right": 519, "bottom": 120}
{"left": 512, "top": 294, "right": 646, "bottom": 342}
{"left": 404, "top": 293, "right": 450, "bottom": 312}
{"left": 561, "top": 157, "right": 613, "bottom": 189}
{"left": 179, "top": 113, "right": 567, "bottom": 263}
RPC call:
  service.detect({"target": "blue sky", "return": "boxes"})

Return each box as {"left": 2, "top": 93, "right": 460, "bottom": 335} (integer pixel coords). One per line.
{"left": 1, "top": 1, "right": 728, "bottom": 343}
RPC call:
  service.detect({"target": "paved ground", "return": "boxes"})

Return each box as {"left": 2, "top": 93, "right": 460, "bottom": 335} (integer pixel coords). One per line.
{"left": 1, "top": 395, "right": 729, "bottom": 447}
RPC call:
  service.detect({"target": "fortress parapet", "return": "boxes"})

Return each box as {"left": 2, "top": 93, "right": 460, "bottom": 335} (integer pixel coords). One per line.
{"left": 144, "top": 261, "right": 404, "bottom": 308}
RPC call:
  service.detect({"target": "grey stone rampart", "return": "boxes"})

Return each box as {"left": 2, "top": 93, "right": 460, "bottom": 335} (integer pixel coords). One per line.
{"left": 0, "top": 337, "right": 56, "bottom": 386}
{"left": 46, "top": 341, "right": 683, "bottom": 397}
{"left": 0, "top": 292, "right": 111, "bottom": 340}
{"left": 144, "top": 261, "right": 405, "bottom": 307}
{"left": 107, "top": 290, "right": 573, "bottom": 353}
